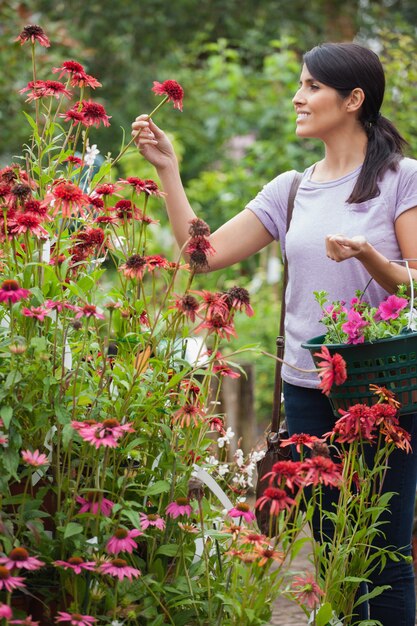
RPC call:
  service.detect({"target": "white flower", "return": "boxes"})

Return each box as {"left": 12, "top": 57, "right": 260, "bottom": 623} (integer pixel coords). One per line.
{"left": 218, "top": 426, "right": 235, "bottom": 448}
{"left": 207, "top": 455, "right": 219, "bottom": 466}
{"left": 85, "top": 142, "right": 100, "bottom": 167}
{"left": 234, "top": 448, "right": 245, "bottom": 467}
{"left": 249, "top": 449, "right": 266, "bottom": 464}
{"left": 217, "top": 463, "right": 229, "bottom": 477}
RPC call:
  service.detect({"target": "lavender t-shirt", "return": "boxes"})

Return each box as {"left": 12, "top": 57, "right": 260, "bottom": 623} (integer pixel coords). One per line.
{"left": 246, "top": 157, "right": 417, "bottom": 388}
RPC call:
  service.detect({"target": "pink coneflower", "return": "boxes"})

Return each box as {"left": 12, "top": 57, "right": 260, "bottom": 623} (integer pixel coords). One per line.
{"left": 172, "top": 402, "right": 205, "bottom": 428}
{"left": 225, "top": 286, "right": 254, "bottom": 317}
{"left": 106, "top": 528, "right": 142, "bottom": 555}
{"left": 16, "top": 25, "right": 50, "bottom": 47}
{"left": 255, "top": 487, "right": 296, "bottom": 516}
{"left": 54, "top": 556, "right": 96, "bottom": 574}
{"left": 44, "top": 181, "right": 88, "bottom": 218}
{"left": 0, "top": 603, "right": 12, "bottom": 619}
{"left": 152, "top": 79, "right": 184, "bottom": 111}
{"left": 139, "top": 512, "right": 166, "bottom": 531}
{"left": 291, "top": 573, "right": 325, "bottom": 609}
{"left": 45, "top": 300, "right": 77, "bottom": 313}
{"left": 239, "top": 530, "right": 268, "bottom": 548}
{"left": 74, "top": 304, "right": 105, "bottom": 320}
{"left": 228, "top": 502, "right": 256, "bottom": 523}
{"left": 10, "top": 617, "right": 40, "bottom": 625}
{"left": 21, "top": 306, "right": 50, "bottom": 322}
{"left": 20, "top": 80, "right": 72, "bottom": 102}
{"left": 0, "top": 547, "right": 44, "bottom": 571}
{"left": 280, "top": 433, "right": 324, "bottom": 454}
{"left": 301, "top": 456, "right": 342, "bottom": 488}
{"left": 166, "top": 498, "right": 192, "bottom": 519}
{"left": 0, "top": 566, "right": 25, "bottom": 591}
{"left": 73, "top": 418, "right": 134, "bottom": 449}
{"left": 376, "top": 294, "right": 409, "bottom": 320}
{"left": 21, "top": 449, "right": 49, "bottom": 467}
{"left": 76, "top": 492, "right": 115, "bottom": 516}
{"left": 100, "top": 558, "right": 141, "bottom": 581}
{"left": 314, "top": 346, "right": 347, "bottom": 396}
{"left": 0, "top": 280, "right": 30, "bottom": 303}
{"left": 170, "top": 294, "right": 199, "bottom": 322}
{"left": 0, "top": 435, "right": 8, "bottom": 446}
{"left": 55, "top": 611, "right": 97, "bottom": 625}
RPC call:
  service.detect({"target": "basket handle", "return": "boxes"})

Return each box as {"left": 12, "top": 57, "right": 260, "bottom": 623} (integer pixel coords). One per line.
{"left": 361, "top": 258, "right": 417, "bottom": 331}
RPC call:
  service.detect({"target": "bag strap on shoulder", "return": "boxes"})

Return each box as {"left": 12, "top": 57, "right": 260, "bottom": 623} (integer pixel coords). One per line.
{"left": 270, "top": 171, "right": 303, "bottom": 433}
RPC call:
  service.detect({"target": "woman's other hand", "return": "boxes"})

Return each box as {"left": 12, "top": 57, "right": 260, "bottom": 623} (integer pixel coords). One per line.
{"left": 131, "top": 115, "right": 177, "bottom": 171}
{"left": 325, "top": 234, "right": 369, "bottom": 262}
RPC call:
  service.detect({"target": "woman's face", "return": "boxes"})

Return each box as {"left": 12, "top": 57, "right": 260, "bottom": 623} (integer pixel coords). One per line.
{"left": 292, "top": 64, "right": 350, "bottom": 140}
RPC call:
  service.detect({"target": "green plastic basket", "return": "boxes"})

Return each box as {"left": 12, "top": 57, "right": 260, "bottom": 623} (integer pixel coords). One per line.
{"left": 302, "top": 330, "right": 417, "bottom": 416}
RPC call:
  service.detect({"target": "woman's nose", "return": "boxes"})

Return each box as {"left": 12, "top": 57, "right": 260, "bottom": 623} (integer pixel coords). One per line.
{"left": 292, "top": 88, "right": 305, "bottom": 106}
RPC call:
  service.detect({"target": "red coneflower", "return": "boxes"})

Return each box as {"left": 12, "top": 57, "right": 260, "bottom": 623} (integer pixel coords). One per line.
{"left": 52, "top": 60, "right": 101, "bottom": 89}
{"left": 63, "top": 155, "right": 84, "bottom": 167}
{"left": 314, "top": 346, "right": 347, "bottom": 396}
{"left": 171, "top": 294, "right": 199, "bottom": 322}
{"left": 189, "top": 218, "right": 211, "bottom": 238}
{"left": 280, "top": 433, "right": 324, "bottom": 454}
{"left": 23, "top": 199, "right": 50, "bottom": 219}
{"left": 369, "top": 384, "right": 401, "bottom": 409}
{"left": 380, "top": 422, "right": 412, "bottom": 453}
{"left": 225, "top": 286, "right": 254, "bottom": 317}
{"left": 75, "top": 227, "right": 106, "bottom": 248}
{"left": 146, "top": 255, "right": 169, "bottom": 271}
{"left": 0, "top": 280, "right": 30, "bottom": 303}
{"left": 119, "top": 254, "right": 147, "bottom": 279}
{"left": 328, "top": 404, "right": 376, "bottom": 444}
{"left": 16, "top": 25, "right": 50, "bottom": 47}
{"left": 192, "top": 289, "right": 229, "bottom": 319}
{"left": 20, "top": 80, "right": 72, "bottom": 102}
{"left": 45, "top": 180, "right": 88, "bottom": 218}
{"left": 93, "top": 183, "right": 120, "bottom": 196}
{"left": 186, "top": 235, "right": 215, "bottom": 257}
{"left": 112, "top": 199, "right": 141, "bottom": 221}
{"left": 172, "top": 402, "right": 205, "bottom": 428}
{"left": 254, "top": 546, "right": 284, "bottom": 567}
{"left": 80, "top": 100, "right": 111, "bottom": 127}
{"left": 9, "top": 213, "right": 48, "bottom": 238}
{"left": 301, "top": 456, "right": 342, "bottom": 488}
{"left": 291, "top": 573, "right": 325, "bottom": 609}
{"left": 152, "top": 79, "right": 184, "bottom": 111}
{"left": 263, "top": 459, "right": 304, "bottom": 491}
{"left": 195, "top": 313, "right": 237, "bottom": 341}
{"left": 255, "top": 487, "right": 296, "bottom": 516}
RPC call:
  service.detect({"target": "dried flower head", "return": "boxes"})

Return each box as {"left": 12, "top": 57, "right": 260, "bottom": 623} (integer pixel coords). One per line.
{"left": 16, "top": 25, "right": 50, "bottom": 47}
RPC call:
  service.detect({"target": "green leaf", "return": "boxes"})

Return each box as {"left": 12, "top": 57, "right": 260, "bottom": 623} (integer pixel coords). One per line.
{"left": 145, "top": 480, "right": 170, "bottom": 496}
{"left": 0, "top": 406, "right": 13, "bottom": 428}
{"left": 315, "top": 602, "right": 334, "bottom": 626}
{"left": 62, "top": 522, "right": 84, "bottom": 539}
{"left": 155, "top": 544, "right": 180, "bottom": 557}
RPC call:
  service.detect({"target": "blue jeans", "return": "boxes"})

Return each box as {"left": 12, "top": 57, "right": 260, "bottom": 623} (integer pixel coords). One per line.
{"left": 283, "top": 381, "right": 417, "bottom": 626}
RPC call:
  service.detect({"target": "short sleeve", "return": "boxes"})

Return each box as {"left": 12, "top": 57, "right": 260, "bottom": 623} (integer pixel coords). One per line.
{"left": 245, "top": 170, "right": 298, "bottom": 241}
{"left": 395, "top": 158, "right": 417, "bottom": 220}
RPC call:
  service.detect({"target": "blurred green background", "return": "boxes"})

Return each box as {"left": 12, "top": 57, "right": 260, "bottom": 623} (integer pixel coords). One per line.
{"left": 1, "top": 0, "right": 417, "bottom": 425}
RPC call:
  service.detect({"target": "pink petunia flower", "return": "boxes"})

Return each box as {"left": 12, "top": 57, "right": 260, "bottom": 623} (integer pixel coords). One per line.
{"left": 376, "top": 294, "right": 408, "bottom": 321}
{"left": 139, "top": 512, "right": 166, "bottom": 531}
{"left": 166, "top": 498, "right": 192, "bottom": 519}
{"left": 227, "top": 502, "right": 256, "bottom": 523}
{"left": 106, "top": 528, "right": 143, "bottom": 555}
{"left": 0, "top": 565, "right": 26, "bottom": 591}
{"left": 100, "top": 558, "right": 141, "bottom": 581}
{"left": 55, "top": 612, "right": 97, "bottom": 625}
{"left": 54, "top": 557, "right": 96, "bottom": 574}
{"left": 21, "top": 449, "right": 49, "bottom": 467}
{"left": 76, "top": 492, "right": 115, "bottom": 516}
{"left": 0, "top": 279, "right": 30, "bottom": 303}
{"left": 341, "top": 308, "right": 369, "bottom": 344}
{"left": 0, "top": 547, "right": 44, "bottom": 571}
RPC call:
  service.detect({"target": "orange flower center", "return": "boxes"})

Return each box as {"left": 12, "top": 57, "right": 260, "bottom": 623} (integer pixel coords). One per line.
{"left": 176, "top": 497, "right": 189, "bottom": 506}
{"left": 102, "top": 419, "right": 119, "bottom": 428}
{"left": 236, "top": 503, "right": 250, "bottom": 512}
{"left": 68, "top": 557, "right": 84, "bottom": 565}
{"left": 114, "top": 528, "right": 128, "bottom": 539}
{"left": 111, "top": 558, "right": 127, "bottom": 568}
{"left": 0, "top": 566, "right": 10, "bottom": 579}
{"left": 9, "top": 547, "right": 29, "bottom": 561}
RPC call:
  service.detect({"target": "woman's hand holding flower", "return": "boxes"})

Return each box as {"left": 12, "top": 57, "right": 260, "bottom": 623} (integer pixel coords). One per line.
{"left": 131, "top": 116, "right": 177, "bottom": 171}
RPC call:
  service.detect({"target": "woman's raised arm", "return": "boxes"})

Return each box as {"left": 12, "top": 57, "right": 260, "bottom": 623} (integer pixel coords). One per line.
{"left": 131, "top": 115, "right": 274, "bottom": 272}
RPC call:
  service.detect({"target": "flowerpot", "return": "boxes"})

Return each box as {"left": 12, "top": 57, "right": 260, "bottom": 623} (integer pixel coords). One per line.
{"left": 302, "top": 330, "right": 417, "bottom": 416}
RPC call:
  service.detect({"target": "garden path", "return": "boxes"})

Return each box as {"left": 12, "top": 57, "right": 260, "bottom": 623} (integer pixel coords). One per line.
{"left": 269, "top": 540, "right": 417, "bottom": 625}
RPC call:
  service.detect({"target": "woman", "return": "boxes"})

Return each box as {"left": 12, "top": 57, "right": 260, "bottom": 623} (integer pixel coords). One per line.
{"left": 132, "top": 42, "right": 417, "bottom": 625}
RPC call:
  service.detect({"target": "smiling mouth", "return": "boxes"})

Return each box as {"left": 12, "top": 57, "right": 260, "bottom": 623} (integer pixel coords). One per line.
{"left": 296, "top": 113, "right": 310, "bottom": 121}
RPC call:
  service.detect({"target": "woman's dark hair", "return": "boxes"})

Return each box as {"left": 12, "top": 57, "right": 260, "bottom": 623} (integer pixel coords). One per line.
{"left": 303, "top": 42, "right": 408, "bottom": 204}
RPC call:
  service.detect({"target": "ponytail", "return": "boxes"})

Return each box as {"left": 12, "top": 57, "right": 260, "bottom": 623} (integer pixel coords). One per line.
{"left": 303, "top": 42, "right": 408, "bottom": 204}
{"left": 347, "top": 115, "right": 408, "bottom": 204}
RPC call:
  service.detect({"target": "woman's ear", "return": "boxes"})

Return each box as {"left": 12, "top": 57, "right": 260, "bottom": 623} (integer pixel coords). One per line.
{"left": 346, "top": 87, "right": 365, "bottom": 113}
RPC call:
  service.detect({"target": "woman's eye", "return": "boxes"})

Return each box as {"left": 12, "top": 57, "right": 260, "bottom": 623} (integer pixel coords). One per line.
{"left": 311, "top": 84, "right": 320, "bottom": 90}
